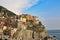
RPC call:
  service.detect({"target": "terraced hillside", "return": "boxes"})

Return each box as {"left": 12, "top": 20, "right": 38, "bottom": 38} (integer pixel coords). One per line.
{"left": 0, "top": 6, "right": 16, "bottom": 17}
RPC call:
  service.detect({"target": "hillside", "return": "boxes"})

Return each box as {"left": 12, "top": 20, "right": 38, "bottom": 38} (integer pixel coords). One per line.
{"left": 0, "top": 6, "right": 16, "bottom": 17}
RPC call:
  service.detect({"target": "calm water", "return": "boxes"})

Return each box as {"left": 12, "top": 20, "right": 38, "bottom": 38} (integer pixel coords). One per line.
{"left": 47, "top": 30, "right": 60, "bottom": 40}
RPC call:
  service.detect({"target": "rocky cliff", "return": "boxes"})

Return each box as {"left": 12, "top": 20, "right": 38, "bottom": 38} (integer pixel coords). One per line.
{"left": 0, "top": 6, "right": 50, "bottom": 40}
{"left": 12, "top": 14, "right": 47, "bottom": 40}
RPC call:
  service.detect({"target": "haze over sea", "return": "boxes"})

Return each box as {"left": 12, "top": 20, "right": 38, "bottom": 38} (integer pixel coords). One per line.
{"left": 47, "top": 30, "right": 60, "bottom": 40}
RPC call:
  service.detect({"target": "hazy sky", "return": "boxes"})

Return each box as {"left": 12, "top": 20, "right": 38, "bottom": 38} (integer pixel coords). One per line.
{"left": 0, "top": 0, "right": 60, "bottom": 30}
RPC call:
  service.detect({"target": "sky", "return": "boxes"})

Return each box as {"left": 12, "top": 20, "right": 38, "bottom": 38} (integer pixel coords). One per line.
{"left": 0, "top": 0, "right": 60, "bottom": 30}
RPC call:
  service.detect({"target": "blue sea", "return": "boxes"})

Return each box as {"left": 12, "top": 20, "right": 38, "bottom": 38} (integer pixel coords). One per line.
{"left": 47, "top": 30, "right": 60, "bottom": 40}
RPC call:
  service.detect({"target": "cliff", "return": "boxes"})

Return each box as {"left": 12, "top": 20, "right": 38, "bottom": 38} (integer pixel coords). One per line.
{"left": 12, "top": 14, "right": 47, "bottom": 40}
{"left": 0, "top": 6, "right": 50, "bottom": 40}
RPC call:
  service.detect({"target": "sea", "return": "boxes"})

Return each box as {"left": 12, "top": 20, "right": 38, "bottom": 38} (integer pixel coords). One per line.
{"left": 47, "top": 30, "right": 60, "bottom": 40}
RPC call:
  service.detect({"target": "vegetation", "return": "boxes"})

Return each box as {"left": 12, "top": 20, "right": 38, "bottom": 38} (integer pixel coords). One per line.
{"left": 0, "top": 6, "right": 16, "bottom": 17}
{"left": 27, "top": 22, "right": 45, "bottom": 33}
